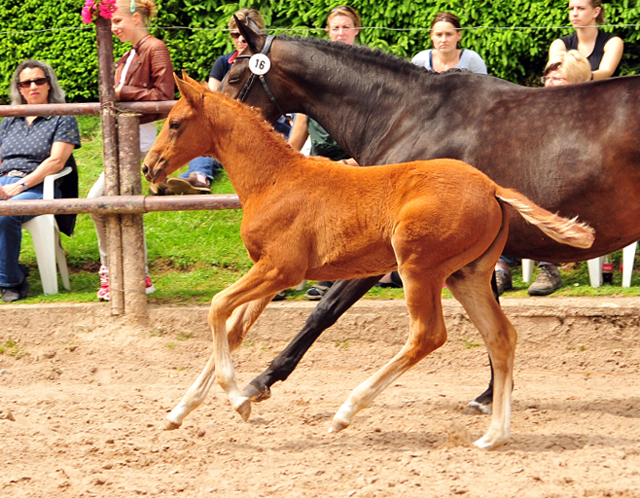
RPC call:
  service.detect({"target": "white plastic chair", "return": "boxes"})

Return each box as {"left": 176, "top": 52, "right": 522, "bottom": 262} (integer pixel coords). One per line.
{"left": 21, "top": 166, "right": 72, "bottom": 295}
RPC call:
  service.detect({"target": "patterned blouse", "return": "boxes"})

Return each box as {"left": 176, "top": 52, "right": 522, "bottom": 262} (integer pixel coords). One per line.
{"left": 0, "top": 115, "right": 81, "bottom": 176}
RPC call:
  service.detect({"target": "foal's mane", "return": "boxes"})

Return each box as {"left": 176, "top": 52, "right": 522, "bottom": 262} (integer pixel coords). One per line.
{"left": 199, "top": 85, "right": 296, "bottom": 157}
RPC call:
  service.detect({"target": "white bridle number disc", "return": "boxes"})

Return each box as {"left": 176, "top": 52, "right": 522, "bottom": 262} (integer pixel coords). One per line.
{"left": 249, "top": 54, "right": 271, "bottom": 75}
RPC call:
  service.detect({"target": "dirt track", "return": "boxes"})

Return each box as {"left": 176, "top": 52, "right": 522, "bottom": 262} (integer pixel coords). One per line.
{"left": 1, "top": 297, "right": 640, "bottom": 497}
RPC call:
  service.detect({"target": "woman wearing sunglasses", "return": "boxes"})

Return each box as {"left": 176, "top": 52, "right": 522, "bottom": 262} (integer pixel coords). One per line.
{"left": 0, "top": 60, "right": 81, "bottom": 302}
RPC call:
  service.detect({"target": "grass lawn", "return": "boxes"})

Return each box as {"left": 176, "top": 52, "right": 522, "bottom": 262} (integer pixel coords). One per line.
{"left": 9, "top": 116, "right": 640, "bottom": 304}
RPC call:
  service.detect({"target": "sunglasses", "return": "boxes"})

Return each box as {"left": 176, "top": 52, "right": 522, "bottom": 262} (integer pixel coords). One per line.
{"left": 17, "top": 77, "right": 48, "bottom": 89}
{"left": 330, "top": 5, "right": 357, "bottom": 15}
{"left": 230, "top": 32, "right": 243, "bottom": 40}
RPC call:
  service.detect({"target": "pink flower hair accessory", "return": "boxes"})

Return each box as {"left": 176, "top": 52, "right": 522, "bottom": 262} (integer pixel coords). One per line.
{"left": 81, "top": 0, "right": 117, "bottom": 24}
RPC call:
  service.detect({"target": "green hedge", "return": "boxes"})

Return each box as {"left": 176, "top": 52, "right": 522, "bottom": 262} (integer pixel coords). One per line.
{"left": 1, "top": 0, "right": 639, "bottom": 103}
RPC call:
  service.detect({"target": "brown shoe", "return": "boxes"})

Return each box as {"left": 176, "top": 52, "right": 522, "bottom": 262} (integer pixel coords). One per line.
{"left": 527, "top": 265, "right": 562, "bottom": 296}
{"left": 167, "top": 173, "right": 211, "bottom": 195}
{"left": 149, "top": 182, "right": 173, "bottom": 196}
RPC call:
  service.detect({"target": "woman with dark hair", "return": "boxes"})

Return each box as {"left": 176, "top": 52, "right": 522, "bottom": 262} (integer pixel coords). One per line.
{"left": 412, "top": 12, "right": 487, "bottom": 74}
{"left": 549, "top": 0, "right": 623, "bottom": 80}
{"left": 0, "top": 60, "right": 81, "bottom": 302}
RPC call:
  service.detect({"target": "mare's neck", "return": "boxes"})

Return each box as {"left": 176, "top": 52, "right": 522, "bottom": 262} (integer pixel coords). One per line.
{"left": 278, "top": 41, "right": 436, "bottom": 165}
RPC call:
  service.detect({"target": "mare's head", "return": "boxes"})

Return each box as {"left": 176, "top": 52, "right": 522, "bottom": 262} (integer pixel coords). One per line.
{"left": 143, "top": 72, "right": 231, "bottom": 184}
{"left": 220, "top": 20, "right": 304, "bottom": 123}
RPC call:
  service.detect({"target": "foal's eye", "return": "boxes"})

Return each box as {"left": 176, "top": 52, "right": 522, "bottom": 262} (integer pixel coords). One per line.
{"left": 228, "top": 75, "right": 240, "bottom": 84}
{"left": 169, "top": 121, "right": 180, "bottom": 130}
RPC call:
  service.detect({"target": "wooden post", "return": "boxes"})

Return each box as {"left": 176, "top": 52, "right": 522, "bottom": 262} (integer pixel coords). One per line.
{"left": 118, "top": 113, "right": 149, "bottom": 323}
{"left": 96, "top": 16, "right": 124, "bottom": 315}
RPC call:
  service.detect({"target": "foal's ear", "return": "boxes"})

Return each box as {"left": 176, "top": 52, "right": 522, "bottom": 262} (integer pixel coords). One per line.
{"left": 175, "top": 73, "right": 204, "bottom": 109}
{"left": 181, "top": 70, "right": 201, "bottom": 88}
{"left": 235, "top": 15, "right": 265, "bottom": 53}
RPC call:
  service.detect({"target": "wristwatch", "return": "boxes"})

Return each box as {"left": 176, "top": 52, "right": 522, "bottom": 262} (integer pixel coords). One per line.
{"left": 18, "top": 179, "right": 27, "bottom": 190}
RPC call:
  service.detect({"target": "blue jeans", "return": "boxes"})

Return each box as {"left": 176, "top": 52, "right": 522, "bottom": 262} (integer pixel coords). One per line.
{"left": 0, "top": 177, "right": 52, "bottom": 287}
{"left": 498, "top": 255, "right": 559, "bottom": 268}
{"left": 180, "top": 156, "right": 223, "bottom": 181}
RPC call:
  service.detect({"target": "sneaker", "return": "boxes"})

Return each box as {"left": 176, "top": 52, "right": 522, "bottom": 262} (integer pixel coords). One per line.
{"left": 97, "top": 265, "right": 109, "bottom": 301}
{"left": 145, "top": 276, "right": 156, "bottom": 295}
{"left": 166, "top": 173, "right": 211, "bottom": 195}
{"left": 495, "top": 268, "right": 512, "bottom": 296}
{"left": 304, "top": 281, "right": 333, "bottom": 301}
{"left": 527, "top": 265, "right": 562, "bottom": 296}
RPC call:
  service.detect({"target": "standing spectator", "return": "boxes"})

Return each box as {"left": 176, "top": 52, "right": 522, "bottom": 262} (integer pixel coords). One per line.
{"left": 0, "top": 60, "right": 80, "bottom": 302}
{"left": 412, "top": 12, "right": 487, "bottom": 74}
{"left": 88, "top": 0, "right": 175, "bottom": 300}
{"left": 549, "top": 0, "right": 623, "bottom": 80}
{"left": 287, "top": 4, "right": 362, "bottom": 300}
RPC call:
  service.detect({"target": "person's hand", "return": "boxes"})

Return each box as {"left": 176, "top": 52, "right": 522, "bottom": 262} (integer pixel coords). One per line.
{"left": 0, "top": 182, "right": 24, "bottom": 200}
{"left": 339, "top": 158, "right": 360, "bottom": 166}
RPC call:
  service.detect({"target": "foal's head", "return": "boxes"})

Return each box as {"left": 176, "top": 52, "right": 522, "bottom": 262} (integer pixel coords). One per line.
{"left": 143, "top": 73, "right": 243, "bottom": 184}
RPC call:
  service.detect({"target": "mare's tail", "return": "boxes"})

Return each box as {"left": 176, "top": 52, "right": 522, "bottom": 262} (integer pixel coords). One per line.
{"left": 495, "top": 186, "right": 595, "bottom": 249}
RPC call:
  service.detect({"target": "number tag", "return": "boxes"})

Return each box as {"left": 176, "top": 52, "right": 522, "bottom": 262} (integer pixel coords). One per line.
{"left": 249, "top": 54, "right": 271, "bottom": 75}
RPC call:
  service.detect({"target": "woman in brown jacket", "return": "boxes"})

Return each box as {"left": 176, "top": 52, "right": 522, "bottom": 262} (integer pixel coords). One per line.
{"left": 88, "top": 0, "right": 175, "bottom": 301}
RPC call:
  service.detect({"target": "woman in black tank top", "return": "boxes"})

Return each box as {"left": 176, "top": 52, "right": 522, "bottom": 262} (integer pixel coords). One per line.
{"left": 548, "top": 0, "right": 623, "bottom": 80}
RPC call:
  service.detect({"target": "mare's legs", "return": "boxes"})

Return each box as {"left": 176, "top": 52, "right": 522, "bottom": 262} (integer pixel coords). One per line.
{"left": 164, "top": 296, "right": 273, "bottom": 429}
{"left": 331, "top": 274, "right": 448, "bottom": 434}
{"left": 243, "top": 275, "right": 382, "bottom": 401}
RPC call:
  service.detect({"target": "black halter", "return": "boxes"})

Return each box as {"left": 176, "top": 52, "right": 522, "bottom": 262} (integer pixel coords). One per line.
{"left": 235, "top": 35, "right": 289, "bottom": 123}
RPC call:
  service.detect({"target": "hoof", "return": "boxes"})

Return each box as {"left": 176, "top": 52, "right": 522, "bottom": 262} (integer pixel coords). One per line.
{"left": 474, "top": 435, "right": 508, "bottom": 450}
{"left": 162, "top": 419, "right": 182, "bottom": 431}
{"left": 463, "top": 400, "right": 492, "bottom": 415}
{"left": 329, "top": 419, "right": 349, "bottom": 433}
{"left": 242, "top": 383, "right": 271, "bottom": 403}
{"left": 234, "top": 397, "right": 252, "bottom": 422}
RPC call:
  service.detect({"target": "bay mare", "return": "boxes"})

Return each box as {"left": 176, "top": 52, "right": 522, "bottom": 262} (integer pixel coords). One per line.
{"left": 143, "top": 77, "right": 593, "bottom": 448}
{"left": 219, "top": 22, "right": 640, "bottom": 413}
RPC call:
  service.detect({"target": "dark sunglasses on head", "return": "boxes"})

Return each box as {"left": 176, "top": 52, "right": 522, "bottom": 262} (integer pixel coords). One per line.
{"left": 17, "top": 77, "right": 48, "bottom": 89}
{"left": 330, "top": 5, "right": 357, "bottom": 15}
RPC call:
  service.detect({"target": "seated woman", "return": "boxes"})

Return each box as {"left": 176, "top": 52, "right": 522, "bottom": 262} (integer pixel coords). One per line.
{"left": 412, "top": 12, "right": 487, "bottom": 74}
{"left": 495, "top": 50, "right": 592, "bottom": 296}
{"left": 0, "top": 60, "right": 80, "bottom": 302}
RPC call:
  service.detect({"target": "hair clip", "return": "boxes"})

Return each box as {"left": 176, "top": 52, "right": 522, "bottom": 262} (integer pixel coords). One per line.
{"left": 130, "top": 0, "right": 136, "bottom": 12}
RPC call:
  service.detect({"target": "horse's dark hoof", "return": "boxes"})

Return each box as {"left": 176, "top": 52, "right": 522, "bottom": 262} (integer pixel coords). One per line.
{"left": 463, "top": 400, "right": 492, "bottom": 415}
{"left": 242, "top": 382, "right": 271, "bottom": 403}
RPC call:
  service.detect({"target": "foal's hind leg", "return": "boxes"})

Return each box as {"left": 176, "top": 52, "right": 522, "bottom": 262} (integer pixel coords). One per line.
{"left": 445, "top": 221, "right": 516, "bottom": 449}
{"left": 331, "top": 277, "right": 448, "bottom": 433}
{"left": 164, "top": 297, "right": 272, "bottom": 429}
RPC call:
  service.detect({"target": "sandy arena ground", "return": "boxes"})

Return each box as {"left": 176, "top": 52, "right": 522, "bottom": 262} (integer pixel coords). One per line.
{"left": 1, "top": 297, "right": 640, "bottom": 497}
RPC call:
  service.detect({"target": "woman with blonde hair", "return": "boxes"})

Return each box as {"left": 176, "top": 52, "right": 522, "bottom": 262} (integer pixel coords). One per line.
{"left": 88, "top": 0, "right": 175, "bottom": 300}
{"left": 543, "top": 50, "right": 592, "bottom": 86}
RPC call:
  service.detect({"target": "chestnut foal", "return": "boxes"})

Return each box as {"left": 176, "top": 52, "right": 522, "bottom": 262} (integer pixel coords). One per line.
{"left": 143, "top": 75, "right": 594, "bottom": 449}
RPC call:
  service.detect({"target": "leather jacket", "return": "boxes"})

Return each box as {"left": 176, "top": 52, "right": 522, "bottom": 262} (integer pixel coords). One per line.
{"left": 114, "top": 35, "right": 175, "bottom": 123}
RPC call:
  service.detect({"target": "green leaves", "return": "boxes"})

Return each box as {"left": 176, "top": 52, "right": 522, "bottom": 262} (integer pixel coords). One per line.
{"left": 0, "top": 0, "right": 639, "bottom": 101}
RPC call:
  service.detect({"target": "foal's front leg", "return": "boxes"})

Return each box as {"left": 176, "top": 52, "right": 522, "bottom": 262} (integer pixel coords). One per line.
{"left": 165, "top": 260, "right": 292, "bottom": 428}
{"left": 163, "top": 298, "right": 271, "bottom": 429}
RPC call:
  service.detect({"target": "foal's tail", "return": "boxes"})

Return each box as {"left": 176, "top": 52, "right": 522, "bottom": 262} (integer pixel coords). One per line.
{"left": 495, "top": 186, "right": 595, "bottom": 249}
